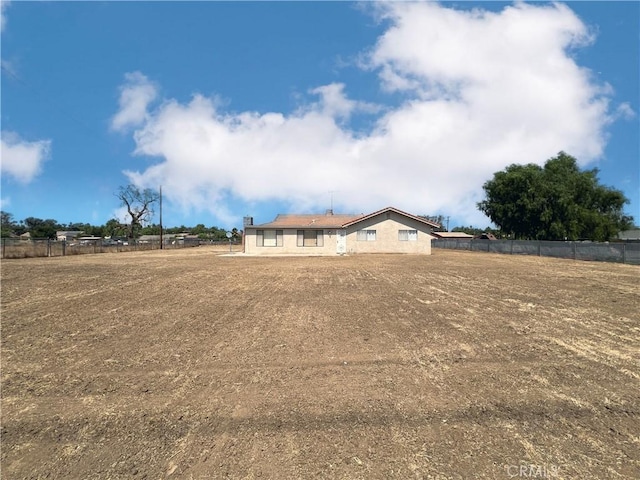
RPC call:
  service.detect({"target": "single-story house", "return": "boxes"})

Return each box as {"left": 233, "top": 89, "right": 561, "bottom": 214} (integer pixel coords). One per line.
{"left": 243, "top": 206, "right": 440, "bottom": 255}
{"left": 474, "top": 232, "right": 497, "bottom": 240}
{"left": 77, "top": 236, "right": 103, "bottom": 245}
{"left": 617, "top": 229, "right": 640, "bottom": 242}
{"left": 56, "top": 231, "right": 84, "bottom": 241}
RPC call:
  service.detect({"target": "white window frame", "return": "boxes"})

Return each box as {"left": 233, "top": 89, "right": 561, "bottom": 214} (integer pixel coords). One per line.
{"left": 357, "top": 229, "right": 377, "bottom": 241}
{"left": 296, "top": 230, "right": 324, "bottom": 247}
{"left": 256, "top": 229, "right": 283, "bottom": 247}
{"left": 398, "top": 229, "right": 418, "bottom": 241}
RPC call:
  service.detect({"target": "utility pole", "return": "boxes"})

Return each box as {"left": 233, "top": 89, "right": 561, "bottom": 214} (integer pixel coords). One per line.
{"left": 328, "top": 190, "right": 336, "bottom": 214}
{"left": 159, "top": 185, "right": 163, "bottom": 250}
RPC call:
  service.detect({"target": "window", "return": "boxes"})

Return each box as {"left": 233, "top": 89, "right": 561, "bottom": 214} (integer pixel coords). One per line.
{"left": 398, "top": 229, "right": 418, "bottom": 241}
{"left": 296, "top": 230, "right": 324, "bottom": 247}
{"left": 256, "top": 229, "right": 283, "bottom": 247}
{"left": 357, "top": 229, "right": 377, "bottom": 241}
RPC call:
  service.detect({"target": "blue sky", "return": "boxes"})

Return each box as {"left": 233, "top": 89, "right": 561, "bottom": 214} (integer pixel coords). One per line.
{"left": 1, "top": 1, "right": 638, "bottom": 230}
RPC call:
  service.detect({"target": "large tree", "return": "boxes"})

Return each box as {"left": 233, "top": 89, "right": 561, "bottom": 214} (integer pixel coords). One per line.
{"left": 116, "top": 185, "right": 160, "bottom": 239}
{"left": 22, "top": 217, "right": 62, "bottom": 239}
{"left": 1, "top": 211, "right": 17, "bottom": 238}
{"left": 477, "top": 152, "right": 634, "bottom": 241}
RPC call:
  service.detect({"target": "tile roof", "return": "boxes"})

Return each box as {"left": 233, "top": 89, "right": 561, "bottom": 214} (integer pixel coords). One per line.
{"left": 431, "top": 231, "right": 474, "bottom": 238}
{"left": 252, "top": 207, "right": 441, "bottom": 229}
{"left": 618, "top": 229, "right": 640, "bottom": 240}
{"left": 255, "top": 213, "right": 362, "bottom": 229}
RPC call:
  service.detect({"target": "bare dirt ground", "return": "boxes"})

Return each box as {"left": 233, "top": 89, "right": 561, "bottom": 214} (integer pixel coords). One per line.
{"left": 1, "top": 246, "right": 638, "bottom": 479}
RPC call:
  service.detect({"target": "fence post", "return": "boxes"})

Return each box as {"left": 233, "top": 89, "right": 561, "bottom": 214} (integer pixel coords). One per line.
{"left": 622, "top": 243, "right": 626, "bottom": 264}
{"left": 537, "top": 241, "right": 541, "bottom": 256}
{"left": 572, "top": 241, "right": 576, "bottom": 260}
{"left": 47, "top": 238, "right": 51, "bottom": 257}
{"left": 510, "top": 240, "right": 514, "bottom": 255}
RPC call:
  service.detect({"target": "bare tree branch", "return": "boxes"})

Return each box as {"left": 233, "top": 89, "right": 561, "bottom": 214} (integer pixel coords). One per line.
{"left": 115, "top": 185, "right": 160, "bottom": 238}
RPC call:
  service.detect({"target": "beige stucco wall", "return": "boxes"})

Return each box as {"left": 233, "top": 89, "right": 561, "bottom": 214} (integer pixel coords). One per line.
{"left": 244, "top": 212, "right": 434, "bottom": 255}
{"left": 244, "top": 228, "right": 338, "bottom": 255}
{"left": 344, "top": 212, "right": 434, "bottom": 254}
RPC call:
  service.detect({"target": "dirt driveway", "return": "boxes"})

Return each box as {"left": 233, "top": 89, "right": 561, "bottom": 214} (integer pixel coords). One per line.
{"left": 2, "top": 247, "right": 638, "bottom": 479}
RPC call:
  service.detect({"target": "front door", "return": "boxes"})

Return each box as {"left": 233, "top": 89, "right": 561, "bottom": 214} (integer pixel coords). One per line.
{"left": 336, "top": 229, "right": 346, "bottom": 254}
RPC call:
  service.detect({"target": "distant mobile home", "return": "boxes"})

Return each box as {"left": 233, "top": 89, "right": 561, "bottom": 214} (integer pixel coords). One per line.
{"left": 243, "top": 206, "right": 440, "bottom": 255}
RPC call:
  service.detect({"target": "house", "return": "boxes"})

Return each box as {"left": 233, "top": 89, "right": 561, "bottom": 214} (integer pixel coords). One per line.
{"left": 617, "top": 229, "right": 640, "bottom": 242}
{"left": 243, "top": 206, "right": 440, "bottom": 255}
{"left": 56, "top": 231, "right": 84, "bottom": 241}
{"left": 77, "top": 236, "right": 103, "bottom": 244}
{"left": 474, "top": 232, "right": 497, "bottom": 240}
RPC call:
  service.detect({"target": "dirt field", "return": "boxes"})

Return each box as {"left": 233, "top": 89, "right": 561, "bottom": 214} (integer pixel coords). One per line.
{"left": 1, "top": 247, "right": 638, "bottom": 479}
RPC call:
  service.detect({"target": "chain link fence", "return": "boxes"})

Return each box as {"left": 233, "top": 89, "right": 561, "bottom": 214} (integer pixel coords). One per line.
{"left": 432, "top": 238, "right": 640, "bottom": 265}
{"left": 0, "top": 238, "right": 232, "bottom": 259}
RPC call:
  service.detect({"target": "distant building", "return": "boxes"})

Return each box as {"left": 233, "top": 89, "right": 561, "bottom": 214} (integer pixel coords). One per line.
{"left": 431, "top": 231, "right": 474, "bottom": 240}
{"left": 617, "top": 229, "right": 640, "bottom": 242}
{"left": 56, "top": 231, "right": 84, "bottom": 241}
{"left": 474, "top": 232, "right": 497, "bottom": 240}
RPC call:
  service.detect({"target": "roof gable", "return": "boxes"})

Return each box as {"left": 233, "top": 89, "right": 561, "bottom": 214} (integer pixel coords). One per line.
{"left": 255, "top": 213, "right": 361, "bottom": 229}
{"left": 251, "top": 207, "right": 440, "bottom": 230}
{"left": 432, "top": 231, "right": 474, "bottom": 239}
{"left": 341, "top": 207, "right": 440, "bottom": 229}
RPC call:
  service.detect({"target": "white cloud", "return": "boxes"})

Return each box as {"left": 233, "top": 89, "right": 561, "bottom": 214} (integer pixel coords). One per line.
{"left": 308, "top": 83, "right": 380, "bottom": 120}
{"left": 1, "top": 0, "right": 9, "bottom": 33}
{"left": 1, "top": 3, "right": 51, "bottom": 189}
{"left": 1, "top": 58, "right": 17, "bottom": 78}
{"left": 0, "top": 197, "right": 10, "bottom": 209}
{"left": 1, "top": 131, "right": 50, "bottom": 183}
{"left": 110, "top": 206, "right": 131, "bottom": 225}
{"left": 116, "top": 2, "right": 620, "bottom": 226}
{"left": 614, "top": 102, "right": 635, "bottom": 121}
{"left": 110, "top": 71, "right": 158, "bottom": 132}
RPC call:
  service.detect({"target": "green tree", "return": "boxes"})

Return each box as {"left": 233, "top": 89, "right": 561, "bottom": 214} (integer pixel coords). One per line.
{"left": 23, "top": 217, "right": 62, "bottom": 239}
{"left": 140, "top": 223, "right": 161, "bottom": 235}
{"left": 210, "top": 226, "right": 228, "bottom": 240}
{"left": 104, "top": 218, "right": 128, "bottom": 238}
{"left": 191, "top": 224, "right": 206, "bottom": 235}
{"left": 116, "top": 185, "right": 160, "bottom": 239}
{"left": 1, "top": 211, "right": 17, "bottom": 237}
{"left": 85, "top": 224, "right": 105, "bottom": 237}
{"left": 477, "top": 152, "right": 634, "bottom": 241}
